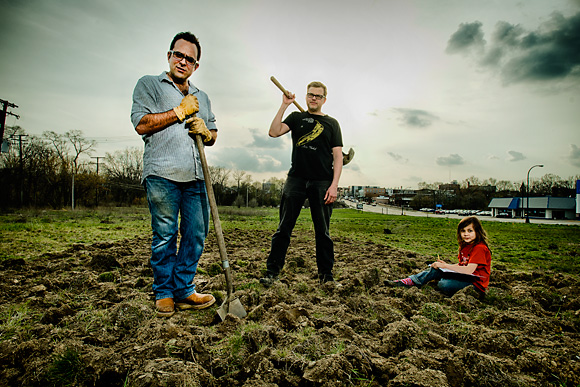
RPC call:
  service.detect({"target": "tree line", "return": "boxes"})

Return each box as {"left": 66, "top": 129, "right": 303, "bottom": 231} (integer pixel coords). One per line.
{"left": 1, "top": 127, "right": 577, "bottom": 211}
{"left": 0, "top": 127, "right": 285, "bottom": 210}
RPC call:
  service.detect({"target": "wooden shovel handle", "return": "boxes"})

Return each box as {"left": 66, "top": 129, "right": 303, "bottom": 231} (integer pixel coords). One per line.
{"left": 194, "top": 135, "right": 234, "bottom": 297}
{"left": 270, "top": 76, "right": 305, "bottom": 113}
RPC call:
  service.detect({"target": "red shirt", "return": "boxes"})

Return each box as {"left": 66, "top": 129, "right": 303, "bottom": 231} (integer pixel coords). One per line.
{"left": 458, "top": 242, "right": 491, "bottom": 292}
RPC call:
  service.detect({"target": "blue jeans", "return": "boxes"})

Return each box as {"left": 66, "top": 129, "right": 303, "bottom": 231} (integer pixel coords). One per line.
{"left": 144, "top": 176, "right": 209, "bottom": 300}
{"left": 266, "top": 175, "right": 334, "bottom": 279}
{"left": 410, "top": 267, "right": 476, "bottom": 296}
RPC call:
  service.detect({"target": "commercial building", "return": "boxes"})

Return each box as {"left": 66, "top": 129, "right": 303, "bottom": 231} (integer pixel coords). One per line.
{"left": 488, "top": 196, "right": 576, "bottom": 220}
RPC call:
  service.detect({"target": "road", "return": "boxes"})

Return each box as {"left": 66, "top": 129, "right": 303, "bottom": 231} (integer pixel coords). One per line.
{"left": 341, "top": 200, "right": 579, "bottom": 226}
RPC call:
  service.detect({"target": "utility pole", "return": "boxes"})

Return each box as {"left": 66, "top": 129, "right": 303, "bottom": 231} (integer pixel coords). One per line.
{"left": 14, "top": 134, "right": 29, "bottom": 206}
{"left": 1, "top": 99, "right": 20, "bottom": 153}
{"left": 91, "top": 156, "right": 104, "bottom": 207}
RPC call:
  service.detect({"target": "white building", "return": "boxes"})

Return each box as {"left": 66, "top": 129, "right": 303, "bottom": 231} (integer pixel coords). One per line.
{"left": 488, "top": 197, "right": 576, "bottom": 220}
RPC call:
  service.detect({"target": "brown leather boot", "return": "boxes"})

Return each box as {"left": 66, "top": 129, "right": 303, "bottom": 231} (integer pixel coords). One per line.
{"left": 175, "top": 292, "right": 216, "bottom": 310}
{"left": 155, "top": 297, "right": 175, "bottom": 317}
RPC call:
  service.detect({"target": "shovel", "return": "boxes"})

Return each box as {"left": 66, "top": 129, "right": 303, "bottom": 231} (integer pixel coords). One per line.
{"left": 193, "top": 133, "right": 247, "bottom": 320}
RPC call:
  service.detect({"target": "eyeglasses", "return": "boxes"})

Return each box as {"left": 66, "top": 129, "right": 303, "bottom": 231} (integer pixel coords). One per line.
{"left": 169, "top": 50, "right": 198, "bottom": 67}
{"left": 307, "top": 93, "right": 325, "bottom": 100}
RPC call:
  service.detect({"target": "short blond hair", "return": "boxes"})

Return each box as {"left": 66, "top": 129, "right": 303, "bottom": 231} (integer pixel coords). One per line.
{"left": 307, "top": 81, "right": 327, "bottom": 97}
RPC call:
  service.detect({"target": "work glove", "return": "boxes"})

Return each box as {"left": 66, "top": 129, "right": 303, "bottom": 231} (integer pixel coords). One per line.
{"left": 186, "top": 117, "right": 213, "bottom": 143}
{"left": 173, "top": 94, "right": 199, "bottom": 122}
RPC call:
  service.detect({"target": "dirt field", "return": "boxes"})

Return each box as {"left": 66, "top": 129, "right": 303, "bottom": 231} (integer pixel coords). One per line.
{"left": 1, "top": 228, "right": 579, "bottom": 386}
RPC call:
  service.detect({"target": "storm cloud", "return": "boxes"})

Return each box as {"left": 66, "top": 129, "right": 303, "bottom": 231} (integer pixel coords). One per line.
{"left": 393, "top": 108, "right": 439, "bottom": 128}
{"left": 446, "top": 21, "right": 486, "bottom": 54}
{"left": 247, "top": 129, "right": 284, "bottom": 149}
{"left": 446, "top": 12, "right": 580, "bottom": 84}
{"left": 436, "top": 154, "right": 465, "bottom": 166}
{"left": 387, "top": 152, "right": 409, "bottom": 164}
{"left": 567, "top": 144, "right": 580, "bottom": 167}
{"left": 210, "top": 146, "right": 290, "bottom": 173}
{"left": 508, "top": 150, "right": 527, "bottom": 162}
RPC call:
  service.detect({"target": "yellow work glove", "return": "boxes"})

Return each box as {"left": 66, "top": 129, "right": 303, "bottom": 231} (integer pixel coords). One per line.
{"left": 186, "top": 117, "right": 213, "bottom": 143}
{"left": 173, "top": 94, "right": 199, "bottom": 122}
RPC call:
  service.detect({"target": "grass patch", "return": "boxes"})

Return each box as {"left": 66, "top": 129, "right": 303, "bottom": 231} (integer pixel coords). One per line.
{"left": 44, "top": 348, "right": 86, "bottom": 386}
{"left": 0, "top": 303, "right": 40, "bottom": 341}
{"left": 0, "top": 207, "right": 150, "bottom": 260}
{"left": 1, "top": 206, "right": 578, "bottom": 274}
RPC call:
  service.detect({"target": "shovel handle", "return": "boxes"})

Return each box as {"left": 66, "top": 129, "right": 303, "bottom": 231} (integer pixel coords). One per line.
{"left": 193, "top": 135, "right": 234, "bottom": 297}
{"left": 270, "top": 76, "right": 305, "bottom": 113}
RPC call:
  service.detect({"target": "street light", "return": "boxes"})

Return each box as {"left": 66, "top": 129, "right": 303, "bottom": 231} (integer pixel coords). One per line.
{"left": 526, "top": 164, "right": 544, "bottom": 223}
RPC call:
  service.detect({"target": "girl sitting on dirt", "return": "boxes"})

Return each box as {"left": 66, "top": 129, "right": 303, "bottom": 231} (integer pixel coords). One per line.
{"left": 386, "top": 216, "right": 491, "bottom": 297}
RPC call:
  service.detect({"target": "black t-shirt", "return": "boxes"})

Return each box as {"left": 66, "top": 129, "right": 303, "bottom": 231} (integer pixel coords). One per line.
{"left": 283, "top": 111, "right": 343, "bottom": 181}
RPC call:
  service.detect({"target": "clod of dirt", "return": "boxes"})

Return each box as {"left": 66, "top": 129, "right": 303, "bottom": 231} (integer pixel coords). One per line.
{"left": 303, "top": 353, "right": 353, "bottom": 384}
{"left": 129, "top": 358, "right": 215, "bottom": 387}
{"left": 87, "top": 253, "right": 122, "bottom": 271}
{"left": 40, "top": 304, "right": 75, "bottom": 325}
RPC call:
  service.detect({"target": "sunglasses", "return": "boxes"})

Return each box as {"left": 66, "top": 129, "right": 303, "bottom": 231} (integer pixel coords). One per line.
{"left": 169, "top": 50, "right": 198, "bottom": 67}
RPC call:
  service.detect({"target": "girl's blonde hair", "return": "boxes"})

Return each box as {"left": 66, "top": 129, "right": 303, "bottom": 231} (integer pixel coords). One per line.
{"left": 457, "top": 216, "right": 488, "bottom": 251}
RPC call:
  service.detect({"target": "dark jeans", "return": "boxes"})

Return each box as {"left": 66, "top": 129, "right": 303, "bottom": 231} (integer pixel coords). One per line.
{"left": 266, "top": 176, "right": 334, "bottom": 279}
{"left": 410, "top": 267, "right": 478, "bottom": 296}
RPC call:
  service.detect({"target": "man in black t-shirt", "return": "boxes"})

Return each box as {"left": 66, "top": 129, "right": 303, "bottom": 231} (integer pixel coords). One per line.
{"left": 261, "top": 81, "right": 343, "bottom": 286}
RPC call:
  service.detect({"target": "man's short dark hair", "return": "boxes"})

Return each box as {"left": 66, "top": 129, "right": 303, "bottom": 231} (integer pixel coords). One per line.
{"left": 308, "top": 81, "right": 327, "bottom": 97}
{"left": 170, "top": 32, "right": 202, "bottom": 61}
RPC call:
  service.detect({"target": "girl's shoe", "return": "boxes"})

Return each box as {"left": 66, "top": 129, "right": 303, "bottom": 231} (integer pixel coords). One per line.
{"left": 385, "top": 277, "right": 414, "bottom": 287}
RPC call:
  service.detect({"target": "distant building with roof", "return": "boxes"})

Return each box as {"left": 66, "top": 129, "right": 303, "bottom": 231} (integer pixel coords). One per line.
{"left": 488, "top": 196, "right": 576, "bottom": 220}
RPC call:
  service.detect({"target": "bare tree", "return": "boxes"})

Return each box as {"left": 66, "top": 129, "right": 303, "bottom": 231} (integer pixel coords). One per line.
{"left": 208, "top": 165, "right": 230, "bottom": 205}
{"left": 44, "top": 131, "right": 70, "bottom": 166}
{"left": 483, "top": 177, "right": 497, "bottom": 187}
{"left": 69, "top": 131, "right": 95, "bottom": 209}
{"left": 232, "top": 169, "right": 247, "bottom": 193}
{"left": 496, "top": 180, "right": 517, "bottom": 192}
{"left": 104, "top": 147, "right": 143, "bottom": 183}
{"left": 532, "top": 173, "right": 562, "bottom": 195}
{"left": 463, "top": 176, "right": 482, "bottom": 188}
{"left": 418, "top": 182, "right": 435, "bottom": 190}
{"left": 103, "top": 147, "right": 144, "bottom": 205}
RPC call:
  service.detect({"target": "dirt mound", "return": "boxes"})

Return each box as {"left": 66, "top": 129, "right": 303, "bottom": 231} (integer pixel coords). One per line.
{"left": 1, "top": 229, "right": 579, "bottom": 386}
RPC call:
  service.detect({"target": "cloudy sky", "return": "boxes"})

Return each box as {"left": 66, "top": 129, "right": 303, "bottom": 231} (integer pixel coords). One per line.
{"left": 1, "top": 0, "right": 579, "bottom": 188}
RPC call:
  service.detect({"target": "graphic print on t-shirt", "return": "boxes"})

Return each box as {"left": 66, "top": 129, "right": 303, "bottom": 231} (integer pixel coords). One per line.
{"left": 296, "top": 120, "right": 324, "bottom": 147}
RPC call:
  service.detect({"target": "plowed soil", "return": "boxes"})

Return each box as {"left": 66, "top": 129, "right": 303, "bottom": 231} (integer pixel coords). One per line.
{"left": 1, "top": 228, "right": 579, "bottom": 386}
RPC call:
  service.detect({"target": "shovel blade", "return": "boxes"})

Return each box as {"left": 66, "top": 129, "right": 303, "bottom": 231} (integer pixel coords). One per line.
{"left": 217, "top": 297, "right": 247, "bottom": 321}
{"left": 342, "top": 147, "right": 355, "bottom": 165}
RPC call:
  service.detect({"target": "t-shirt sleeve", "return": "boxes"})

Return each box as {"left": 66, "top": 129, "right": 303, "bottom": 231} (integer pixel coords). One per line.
{"left": 331, "top": 118, "right": 343, "bottom": 148}
{"left": 468, "top": 244, "right": 490, "bottom": 266}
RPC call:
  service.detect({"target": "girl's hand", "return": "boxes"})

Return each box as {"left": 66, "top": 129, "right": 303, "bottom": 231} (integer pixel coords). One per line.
{"left": 432, "top": 260, "right": 447, "bottom": 269}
